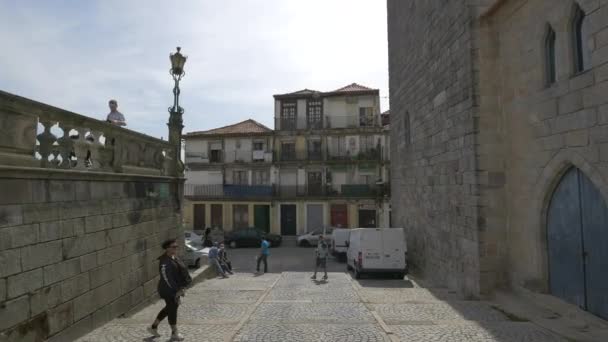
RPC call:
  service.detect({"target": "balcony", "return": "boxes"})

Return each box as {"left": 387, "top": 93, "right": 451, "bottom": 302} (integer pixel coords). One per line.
{"left": 275, "top": 184, "right": 388, "bottom": 198}
{"left": 275, "top": 115, "right": 382, "bottom": 131}
{"left": 327, "top": 148, "right": 382, "bottom": 161}
{"left": 184, "top": 183, "right": 389, "bottom": 199}
{"left": 185, "top": 184, "right": 273, "bottom": 199}
{"left": 307, "top": 150, "right": 323, "bottom": 161}
{"left": 185, "top": 150, "right": 272, "bottom": 165}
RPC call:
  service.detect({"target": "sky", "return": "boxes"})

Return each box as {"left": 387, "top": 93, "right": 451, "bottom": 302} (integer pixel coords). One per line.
{"left": 0, "top": 0, "right": 389, "bottom": 139}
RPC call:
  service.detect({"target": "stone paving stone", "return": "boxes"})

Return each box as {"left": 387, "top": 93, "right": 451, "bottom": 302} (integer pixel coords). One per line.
{"left": 359, "top": 288, "right": 461, "bottom": 303}
{"left": 185, "top": 290, "right": 264, "bottom": 303}
{"left": 201, "top": 274, "right": 279, "bottom": 291}
{"left": 266, "top": 287, "right": 359, "bottom": 302}
{"left": 234, "top": 323, "right": 391, "bottom": 342}
{"left": 390, "top": 322, "right": 566, "bottom": 342}
{"left": 371, "top": 302, "right": 508, "bottom": 324}
{"left": 250, "top": 302, "right": 375, "bottom": 323}
{"left": 75, "top": 323, "right": 232, "bottom": 342}
{"left": 129, "top": 301, "right": 252, "bottom": 324}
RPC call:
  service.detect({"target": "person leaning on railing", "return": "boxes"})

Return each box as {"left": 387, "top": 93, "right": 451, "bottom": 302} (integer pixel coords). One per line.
{"left": 106, "top": 99, "right": 126, "bottom": 127}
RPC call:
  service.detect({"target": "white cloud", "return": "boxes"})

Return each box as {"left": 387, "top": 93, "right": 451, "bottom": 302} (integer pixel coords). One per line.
{"left": 0, "top": 0, "right": 388, "bottom": 138}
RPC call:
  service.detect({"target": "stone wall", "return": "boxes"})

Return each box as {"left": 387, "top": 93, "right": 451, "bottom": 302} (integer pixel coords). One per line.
{"left": 387, "top": 0, "right": 608, "bottom": 297}
{"left": 478, "top": 0, "right": 608, "bottom": 292}
{"left": 0, "top": 91, "right": 184, "bottom": 341}
{"left": 387, "top": 0, "right": 481, "bottom": 297}
{"left": 0, "top": 175, "right": 181, "bottom": 341}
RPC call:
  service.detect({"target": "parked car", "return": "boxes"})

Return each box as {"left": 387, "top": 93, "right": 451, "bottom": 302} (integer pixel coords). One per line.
{"left": 224, "top": 228, "right": 282, "bottom": 248}
{"left": 183, "top": 242, "right": 208, "bottom": 268}
{"left": 331, "top": 228, "right": 351, "bottom": 261}
{"left": 346, "top": 228, "right": 408, "bottom": 279}
{"left": 184, "top": 230, "right": 203, "bottom": 244}
{"left": 297, "top": 228, "right": 333, "bottom": 247}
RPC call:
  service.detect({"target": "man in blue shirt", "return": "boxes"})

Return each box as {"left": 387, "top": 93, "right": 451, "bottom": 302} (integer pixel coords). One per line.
{"left": 256, "top": 236, "right": 270, "bottom": 274}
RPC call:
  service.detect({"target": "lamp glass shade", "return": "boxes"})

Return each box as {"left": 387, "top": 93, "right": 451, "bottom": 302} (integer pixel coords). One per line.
{"left": 170, "top": 49, "right": 187, "bottom": 75}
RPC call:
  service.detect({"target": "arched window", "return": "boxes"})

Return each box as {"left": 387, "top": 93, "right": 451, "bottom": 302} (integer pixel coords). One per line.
{"left": 545, "top": 25, "right": 557, "bottom": 85}
{"left": 403, "top": 111, "right": 410, "bottom": 146}
{"left": 572, "top": 4, "right": 591, "bottom": 73}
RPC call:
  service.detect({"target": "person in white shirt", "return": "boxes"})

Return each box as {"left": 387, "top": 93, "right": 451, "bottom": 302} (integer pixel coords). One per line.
{"left": 311, "top": 235, "right": 329, "bottom": 280}
{"left": 106, "top": 99, "right": 126, "bottom": 126}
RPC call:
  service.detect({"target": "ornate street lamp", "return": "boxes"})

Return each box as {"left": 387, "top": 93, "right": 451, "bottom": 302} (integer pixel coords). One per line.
{"left": 168, "top": 46, "right": 187, "bottom": 175}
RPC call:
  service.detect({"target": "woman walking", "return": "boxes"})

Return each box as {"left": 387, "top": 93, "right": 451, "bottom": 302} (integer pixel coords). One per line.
{"left": 148, "top": 238, "right": 192, "bottom": 341}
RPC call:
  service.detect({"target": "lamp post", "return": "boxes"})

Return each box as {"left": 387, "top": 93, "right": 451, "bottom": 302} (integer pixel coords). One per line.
{"left": 168, "top": 46, "right": 187, "bottom": 176}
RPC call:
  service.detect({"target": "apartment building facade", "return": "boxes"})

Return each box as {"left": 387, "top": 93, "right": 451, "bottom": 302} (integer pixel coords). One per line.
{"left": 183, "top": 83, "right": 390, "bottom": 235}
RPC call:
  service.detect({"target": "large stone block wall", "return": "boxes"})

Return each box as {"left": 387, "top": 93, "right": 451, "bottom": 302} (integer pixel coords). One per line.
{"left": 0, "top": 172, "right": 182, "bottom": 341}
{"left": 387, "top": 0, "right": 482, "bottom": 297}
{"left": 388, "top": 0, "right": 608, "bottom": 297}
{"left": 478, "top": 0, "right": 608, "bottom": 292}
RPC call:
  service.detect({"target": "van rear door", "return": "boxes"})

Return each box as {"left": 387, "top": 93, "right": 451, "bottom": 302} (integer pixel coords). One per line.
{"left": 361, "top": 229, "right": 383, "bottom": 269}
{"left": 381, "top": 229, "right": 405, "bottom": 270}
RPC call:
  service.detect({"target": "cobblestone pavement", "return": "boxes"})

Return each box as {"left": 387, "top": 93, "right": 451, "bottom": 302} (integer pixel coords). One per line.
{"left": 77, "top": 248, "right": 567, "bottom": 341}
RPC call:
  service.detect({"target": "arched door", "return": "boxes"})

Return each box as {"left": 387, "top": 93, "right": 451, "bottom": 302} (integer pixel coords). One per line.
{"left": 547, "top": 167, "right": 608, "bottom": 319}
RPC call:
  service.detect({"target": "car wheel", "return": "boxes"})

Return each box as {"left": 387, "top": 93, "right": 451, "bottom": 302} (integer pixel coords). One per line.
{"left": 195, "top": 258, "right": 201, "bottom": 269}
{"left": 230, "top": 241, "right": 237, "bottom": 248}
{"left": 346, "top": 263, "right": 353, "bottom": 271}
{"left": 299, "top": 240, "right": 310, "bottom": 247}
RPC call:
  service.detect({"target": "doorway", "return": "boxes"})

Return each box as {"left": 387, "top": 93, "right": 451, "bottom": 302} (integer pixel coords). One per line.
{"left": 254, "top": 205, "right": 270, "bottom": 233}
{"left": 306, "top": 204, "right": 324, "bottom": 233}
{"left": 358, "top": 209, "right": 377, "bottom": 228}
{"left": 193, "top": 204, "right": 205, "bottom": 230}
{"left": 233, "top": 204, "right": 249, "bottom": 230}
{"left": 210, "top": 204, "right": 223, "bottom": 229}
{"left": 280, "top": 204, "right": 297, "bottom": 235}
{"left": 331, "top": 204, "right": 348, "bottom": 228}
{"left": 547, "top": 167, "right": 608, "bottom": 319}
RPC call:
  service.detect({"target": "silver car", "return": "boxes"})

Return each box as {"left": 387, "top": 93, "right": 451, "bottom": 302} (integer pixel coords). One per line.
{"left": 182, "top": 242, "right": 208, "bottom": 268}
{"left": 297, "top": 228, "right": 333, "bottom": 247}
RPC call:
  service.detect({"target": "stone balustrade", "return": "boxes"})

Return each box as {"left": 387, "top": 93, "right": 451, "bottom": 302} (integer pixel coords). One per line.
{"left": 0, "top": 90, "right": 176, "bottom": 176}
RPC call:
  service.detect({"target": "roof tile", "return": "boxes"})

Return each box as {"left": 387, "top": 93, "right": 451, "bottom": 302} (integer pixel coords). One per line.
{"left": 186, "top": 119, "right": 271, "bottom": 137}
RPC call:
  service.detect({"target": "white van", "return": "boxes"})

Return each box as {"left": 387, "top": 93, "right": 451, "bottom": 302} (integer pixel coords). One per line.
{"left": 346, "top": 228, "right": 407, "bottom": 279}
{"left": 331, "top": 228, "right": 351, "bottom": 261}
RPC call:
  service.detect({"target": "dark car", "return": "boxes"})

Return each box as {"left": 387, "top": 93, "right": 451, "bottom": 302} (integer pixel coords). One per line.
{"left": 224, "top": 228, "right": 282, "bottom": 248}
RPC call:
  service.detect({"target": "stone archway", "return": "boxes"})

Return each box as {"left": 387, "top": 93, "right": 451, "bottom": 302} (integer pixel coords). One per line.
{"left": 534, "top": 151, "right": 608, "bottom": 319}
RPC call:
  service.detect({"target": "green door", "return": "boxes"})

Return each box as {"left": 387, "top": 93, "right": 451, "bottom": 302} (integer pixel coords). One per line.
{"left": 254, "top": 205, "right": 270, "bottom": 233}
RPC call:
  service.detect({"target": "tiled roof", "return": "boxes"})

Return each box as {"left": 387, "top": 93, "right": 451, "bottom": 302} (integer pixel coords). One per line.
{"left": 185, "top": 119, "right": 272, "bottom": 137}
{"left": 274, "top": 88, "right": 321, "bottom": 97}
{"left": 332, "top": 83, "right": 375, "bottom": 93}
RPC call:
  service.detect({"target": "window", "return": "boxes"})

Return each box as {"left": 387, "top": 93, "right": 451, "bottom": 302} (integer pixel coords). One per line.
{"left": 573, "top": 4, "right": 591, "bottom": 73}
{"left": 307, "top": 139, "right": 322, "bottom": 160}
{"left": 545, "top": 25, "right": 557, "bottom": 85}
{"left": 253, "top": 142, "right": 264, "bottom": 151}
{"left": 360, "top": 174, "right": 374, "bottom": 185}
{"left": 281, "top": 101, "right": 297, "bottom": 130}
{"left": 403, "top": 111, "right": 411, "bottom": 146}
{"left": 281, "top": 142, "right": 296, "bottom": 161}
{"left": 252, "top": 170, "right": 269, "bottom": 185}
{"left": 233, "top": 170, "right": 248, "bottom": 185}
{"left": 307, "top": 171, "right": 323, "bottom": 195}
{"left": 210, "top": 149, "right": 222, "bottom": 163}
{"left": 307, "top": 99, "right": 323, "bottom": 129}
{"left": 359, "top": 107, "right": 375, "bottom": 126}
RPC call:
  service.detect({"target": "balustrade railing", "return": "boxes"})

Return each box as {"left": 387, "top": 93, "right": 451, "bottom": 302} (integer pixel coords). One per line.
{"left": 0, "top": 90, "right": 176, "bottom": 176}
{"left": 274, "top": 115, "right": 382, "bottom": 131}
